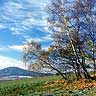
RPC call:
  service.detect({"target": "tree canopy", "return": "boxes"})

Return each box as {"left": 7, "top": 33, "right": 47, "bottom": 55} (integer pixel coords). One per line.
{"left": 23, "top": 0, "right": 96, "bottom": 80}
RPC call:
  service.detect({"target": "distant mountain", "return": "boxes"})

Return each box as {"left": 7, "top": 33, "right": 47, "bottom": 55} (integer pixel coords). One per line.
{"left": 0, "top": 67, "right": 52, "bottom": 77}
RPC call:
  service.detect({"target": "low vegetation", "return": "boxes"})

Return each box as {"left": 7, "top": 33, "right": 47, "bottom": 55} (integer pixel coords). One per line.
{"left": 0, "top": 75, "right": 96, "bottom": 96}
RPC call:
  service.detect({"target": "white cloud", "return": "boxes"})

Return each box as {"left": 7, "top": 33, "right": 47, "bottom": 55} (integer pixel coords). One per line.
{"left": 0, "top": 0, "right": 52, "bottom": 49}
{"left": 8, "top": 45, "right": 24, "bottom": 52}
{"left": 0, "top": 46, "right": 9, "bottom": 51}
{"left": 0, "top": 23, "right": 6, "bottom": 29}
{"left": 0, "top": 0, "right": 51, "bottom": 36}
{"left": 22, "top": 35, "right": 42, "bottom": 43}
{"left": 25, "top": 37, "right": 43, "bottom": 43}
{"left": 10, "top": 27, "right": 22, "bottom": 35}
{"left": 0, "top": 0, "right": 53, "bottom": 71}
{"left": 40, "top": 26, "right": 53, "bottom": 34}
{"left": 42, "top": 46, "right": 49, "bottom": 50}
{"left": 22, "top": 18, "right": 47, "bottom": 27}
{"left": 2, "top": 2, "right": 23, "bottom": 15}
{"left": 42, "top": 34, "right": 53, "bottom": 41}
{"left": 0, "top": 55, "right": 27, "bottom": 70}
{"left": 0, "top": 45, "right": 23, "bottom": 52}
{"left": 0, "top": 47, "right": 5, "bottom": 51}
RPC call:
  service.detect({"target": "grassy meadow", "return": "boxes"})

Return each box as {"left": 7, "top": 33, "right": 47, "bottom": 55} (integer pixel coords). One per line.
{"left": 0, "top": 75, "right": 96, "bottom": 96}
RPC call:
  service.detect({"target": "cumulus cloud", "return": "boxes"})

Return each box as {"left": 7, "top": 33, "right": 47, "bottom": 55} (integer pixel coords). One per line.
{"left": 0, "top": 55, "right": 27, "bottom": 70}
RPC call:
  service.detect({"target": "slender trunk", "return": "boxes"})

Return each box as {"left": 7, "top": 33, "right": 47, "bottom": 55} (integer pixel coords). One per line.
{"left": 33, "top": 53, "right": 67, "bottom": 80}
{"left": 47, "top": 60, "right": 67, "bottom": 80}
{"left": 81, "top": 56, "right": 92, "bottom": 79}
{"left": 76, "top": 62, "right": 82, "bottom": 79}
{"left": 79, "top": 45, "right": 93, "bottom": 79}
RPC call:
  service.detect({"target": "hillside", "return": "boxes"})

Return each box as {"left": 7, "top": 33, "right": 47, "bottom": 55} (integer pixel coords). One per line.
{"left": 0, "top": 75, "right": 96, "bottom": 96}
{"left": 0, "top": 67, "right": 52, "bottom": 77}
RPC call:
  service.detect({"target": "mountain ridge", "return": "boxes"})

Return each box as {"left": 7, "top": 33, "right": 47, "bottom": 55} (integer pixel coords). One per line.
{"left": 0, "top": 67, "right": 52, "bottom": 77}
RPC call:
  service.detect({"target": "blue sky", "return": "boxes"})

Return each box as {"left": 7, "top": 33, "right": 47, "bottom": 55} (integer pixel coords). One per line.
{"left": 0, "top": 0, "right": 52, "bottom": 69}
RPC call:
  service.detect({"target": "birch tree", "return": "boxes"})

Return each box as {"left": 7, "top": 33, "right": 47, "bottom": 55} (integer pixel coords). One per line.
{"left": 47, "top": 0, "right": 96, "bottom": 80}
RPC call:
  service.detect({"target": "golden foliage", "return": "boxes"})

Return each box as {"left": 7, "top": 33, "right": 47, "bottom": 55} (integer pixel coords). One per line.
{"left": 40, "top": 78, "right": 96, "bottom": 92}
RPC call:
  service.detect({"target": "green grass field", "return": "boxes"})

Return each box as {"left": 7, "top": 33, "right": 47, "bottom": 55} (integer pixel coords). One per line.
{"left": 0, "top": 75, "right": 96, "bottom": 96}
